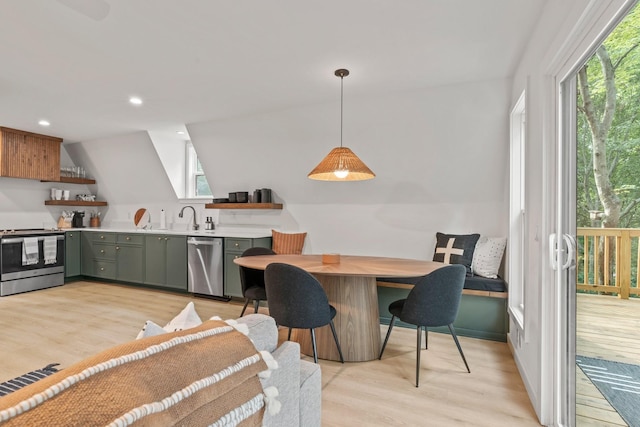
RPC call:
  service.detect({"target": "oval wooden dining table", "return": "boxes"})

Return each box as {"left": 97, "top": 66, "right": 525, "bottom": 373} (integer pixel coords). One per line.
{"left": 234, "top": 254, "right": 444, "bottom": 362}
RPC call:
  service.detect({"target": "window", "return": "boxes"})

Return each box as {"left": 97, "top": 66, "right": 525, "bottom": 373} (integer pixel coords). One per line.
{"left": 509, "top": 91, "right": 526, "bottom": 333}
{"left": 186, "top": 142, "right": 212, "bottom": 198}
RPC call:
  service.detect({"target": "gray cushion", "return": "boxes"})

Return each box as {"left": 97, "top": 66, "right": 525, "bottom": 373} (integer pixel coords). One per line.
{"left": 261, "top": 341, "right": 301, "bottom": 427}
{"left": 299, "top": 361, "right": 321, "bottom": 427}
{"left": 237, "top": 313, "right": 278, "bottom": 353}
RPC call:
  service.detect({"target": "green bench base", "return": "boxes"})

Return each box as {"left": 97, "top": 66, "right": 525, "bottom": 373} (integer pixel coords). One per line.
{"left": 377, "top": 285, "right": 508, "bottom": 342}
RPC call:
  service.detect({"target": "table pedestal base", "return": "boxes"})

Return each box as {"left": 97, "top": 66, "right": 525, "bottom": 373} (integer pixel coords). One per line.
{"left": 293, "top": 275, "right": 381, "bottom": 362}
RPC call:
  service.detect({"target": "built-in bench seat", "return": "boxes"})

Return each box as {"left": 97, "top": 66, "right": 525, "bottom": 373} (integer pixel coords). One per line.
{"left": 377, "top": 274, "right": 507, "bottom": 297}
{"left": 376, "top": 275, "right": 509, "bottom": 342}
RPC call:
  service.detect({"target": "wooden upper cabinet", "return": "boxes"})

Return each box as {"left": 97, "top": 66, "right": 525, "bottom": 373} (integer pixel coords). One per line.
{"left": 0, "top": 127, "right": 62, "bottom": 181}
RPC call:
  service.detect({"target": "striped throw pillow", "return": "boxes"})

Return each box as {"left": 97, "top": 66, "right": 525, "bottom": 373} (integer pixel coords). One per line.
{"left": 271, "top": 230, "right": 307, "bottom": 255}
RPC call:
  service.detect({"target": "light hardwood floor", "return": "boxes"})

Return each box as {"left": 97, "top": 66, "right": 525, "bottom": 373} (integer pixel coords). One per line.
{"left": 0, "top": 281, "right": 540, "bottom": 426}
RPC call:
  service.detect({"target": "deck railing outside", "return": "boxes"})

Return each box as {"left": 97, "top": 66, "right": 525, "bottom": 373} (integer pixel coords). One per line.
{"left": 577, "top": 227, "right": 640, "bottom": 299}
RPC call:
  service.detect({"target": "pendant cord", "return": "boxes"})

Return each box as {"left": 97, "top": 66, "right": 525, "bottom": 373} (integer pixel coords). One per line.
{"left": 340, "top": 75, "right": 344, "bottom": 148}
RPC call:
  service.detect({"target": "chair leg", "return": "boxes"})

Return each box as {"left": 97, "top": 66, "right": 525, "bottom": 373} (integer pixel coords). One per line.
{"left": 448, "top": 324, "right": 470, "bottom": 373}
{"left": 416, "top": 326, "right": 422, "bottom": 387}
{"left": 425, "top": 327, "right": 428, "bottom": 349}
{"left": 310, "top": 328, "right": 318, "bottom": 364}
{"left": 240, "top": 299, "right": 250, "bottom": 317}
{"left": 253, "top": 299, "right": 260, "bottom": 313}
{"left": 379, "top": 315, "right": 397, "bottom": 359}
{"left": 287, "top": 328, "right": 292, "bottom": 341}
{"left": 329, "top": 320, "right": 345, "bottom": 363}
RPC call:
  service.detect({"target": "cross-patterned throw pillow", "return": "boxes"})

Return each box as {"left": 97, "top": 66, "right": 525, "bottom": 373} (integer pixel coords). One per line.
{"left": 432, "top": 232, "right": 480, "bottom": 274}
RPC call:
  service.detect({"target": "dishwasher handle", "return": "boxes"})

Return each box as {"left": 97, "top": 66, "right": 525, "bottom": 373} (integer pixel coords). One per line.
{"left": 187, "top": 237, "right": 221, "bottom": 246}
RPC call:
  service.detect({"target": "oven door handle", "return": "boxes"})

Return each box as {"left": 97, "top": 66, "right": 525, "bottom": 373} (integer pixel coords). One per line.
{"left": 1, "top": 235, "right": 65, "bottom": 245}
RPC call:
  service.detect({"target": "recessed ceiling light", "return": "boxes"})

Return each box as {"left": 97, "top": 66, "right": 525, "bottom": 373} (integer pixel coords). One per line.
{"left": 176, "top": 131, "right": 185, "bottom": 135}
{"left": 129, "top": 96, "right": 143, "bottom": 105}
{"left": 38, "top": 120, "right": 50, "bottom": 126}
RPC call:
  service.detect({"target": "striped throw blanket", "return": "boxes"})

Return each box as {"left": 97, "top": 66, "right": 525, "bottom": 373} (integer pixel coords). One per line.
{"left": 0, "top": 320, "right": 271, "bottom": 426}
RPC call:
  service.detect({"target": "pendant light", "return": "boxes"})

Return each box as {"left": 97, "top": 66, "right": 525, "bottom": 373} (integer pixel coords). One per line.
{"left": 308, "top": 69, "right": 375, "bottom": 181}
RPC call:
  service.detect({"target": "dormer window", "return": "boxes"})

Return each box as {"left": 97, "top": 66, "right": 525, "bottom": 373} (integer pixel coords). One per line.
{"left": 186, "top": 141, "right": 212, "bottom": 198}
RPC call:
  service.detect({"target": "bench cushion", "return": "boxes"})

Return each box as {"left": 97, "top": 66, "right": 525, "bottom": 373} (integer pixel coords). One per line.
{"left": 378, "top": 275, "right": 507, "bottom": 293}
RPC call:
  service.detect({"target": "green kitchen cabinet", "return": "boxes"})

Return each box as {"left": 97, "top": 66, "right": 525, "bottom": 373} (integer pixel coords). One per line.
{"left": 80, "top": 232, "right": 143, "bottom": 283}
{"left": 115, "top": 234, "right": 144, "bottom": 283}
{"left": 64, "top": 231, "right": 81, "bottom": 278}
{"left": 83, "top": 231, "right": 116, "bottom": 280}
{"left": 223, "top": 237, "right": 271, "bottom": 298}
{"left": 144, "top": 234, "right": 187, "bottom": 291}
{"left": 80, "top": 231, "right": 93, "bottom": 276}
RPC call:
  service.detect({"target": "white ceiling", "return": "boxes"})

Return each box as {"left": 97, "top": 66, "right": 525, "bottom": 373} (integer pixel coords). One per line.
{"left": 0, "top": 0, "right": 546, "bottom": 144}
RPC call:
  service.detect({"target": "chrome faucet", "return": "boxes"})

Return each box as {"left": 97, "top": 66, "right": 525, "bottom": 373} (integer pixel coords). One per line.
{"left": 178, "top": 206, "right": 199, "bottom": 230}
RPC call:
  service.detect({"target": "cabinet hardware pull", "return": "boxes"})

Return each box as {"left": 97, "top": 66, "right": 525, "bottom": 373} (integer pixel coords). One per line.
{"left": 126, "top": 237, "right": 131, "bottom": 240}
{"left": 165, "top": 238, "right": 168, "bottom": 241}
{"left": 100, "top": 267, "right": 104, "bottom": 271}
{"left": 235, "top": 243, "right": 239, "bottom": 247}
{"left": 116, "top": 246, "right": 120, "bottom": 250}
{"left": 158, "top": 237, "right": 162, "bottom": 240}
{"left": 100, "top": 250, "right": 104, "bottom": 254}
{"left": 100, "top": 235, "right": 104, "bottom": 239}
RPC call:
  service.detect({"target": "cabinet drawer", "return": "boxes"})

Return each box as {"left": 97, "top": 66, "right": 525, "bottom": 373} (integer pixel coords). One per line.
{"left": 94, "top": 260, "right": 115, "bottom": 279}
{"left": 93, "top": 243, "right": 116, "bottom": 260}
{"left": 225, "top": 238, "right": 251, "bottom": 253}
{"left": 118, "top": 234, "right": 144, "bottom": 245}
{"left": 93, "top": 233, "right": 116, "bottom": 243}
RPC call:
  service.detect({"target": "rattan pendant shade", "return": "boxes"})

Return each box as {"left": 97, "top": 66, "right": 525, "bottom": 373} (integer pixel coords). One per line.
{"left": 307, "top": 147, "right": 375, "bottom": 181}
{"left": 307, "top": 68, "right": 375, "bottom": 182}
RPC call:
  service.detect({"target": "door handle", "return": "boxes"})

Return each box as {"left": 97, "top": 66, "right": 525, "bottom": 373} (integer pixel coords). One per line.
{"left": 549, "top": 233, "right": 576, "bottom": 271}
{"left": 561, "top": 234, "right": 576, "bottom": 270}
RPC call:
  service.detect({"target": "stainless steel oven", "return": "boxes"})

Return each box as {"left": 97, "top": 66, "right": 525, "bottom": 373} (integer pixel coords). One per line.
{"left": 0, "top": 230, "right": 65, "bottom": 296}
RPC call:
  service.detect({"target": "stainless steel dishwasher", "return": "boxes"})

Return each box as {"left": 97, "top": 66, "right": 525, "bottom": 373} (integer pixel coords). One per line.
{"left": 187, "top": 236, "right": 227, "bottom": 300}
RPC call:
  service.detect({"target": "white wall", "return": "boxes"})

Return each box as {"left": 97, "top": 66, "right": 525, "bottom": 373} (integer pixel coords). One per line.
{"left": 63, "top": 131, "right": 213, "bottom": 230}
{"left": 188, "top": 78, "right": 510, "bottom": 257}
{"left": 0, "top": 77, "right": 510, "bottom": 255}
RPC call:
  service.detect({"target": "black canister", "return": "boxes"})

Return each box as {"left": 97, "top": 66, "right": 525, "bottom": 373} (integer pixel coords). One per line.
{"left": 253, "top": 189, "right": 261, "bottom": 203}
{"left": 260, "top": 188, "right": 272, "bottom": 203}
{"left": 228, "top": 192, "right": 237, "bottom": 203}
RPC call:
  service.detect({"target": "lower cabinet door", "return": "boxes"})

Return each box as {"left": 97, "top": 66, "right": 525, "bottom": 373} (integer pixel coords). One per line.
{"left": 165, "top": 236, "right": 187, "bottom": 291}
{"left": 224, "top": 252, "right": 243, "bottom": 298}
{"left": 116, "top": 245, "right": 144, "bottom": 283}
{"left": 65, "top": 231, "right": 81, "bottom": 277}
{"left": 144, "top": 235, "right": 166, "bottom": 286}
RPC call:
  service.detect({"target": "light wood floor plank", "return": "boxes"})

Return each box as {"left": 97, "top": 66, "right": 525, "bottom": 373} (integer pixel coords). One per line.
{"left": 0, "top": 281, "right": 540, "bottom": 425}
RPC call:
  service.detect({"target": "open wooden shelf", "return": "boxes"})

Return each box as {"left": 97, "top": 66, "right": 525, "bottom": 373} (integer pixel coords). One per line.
{"left": 205, "top": 202, "right": 283, "bottom": 210}
{"left": 41, "top": 177, "right": 97, "bottom": 185}
{"left": 45, "top": 200, "right": 108, "bottom": 207}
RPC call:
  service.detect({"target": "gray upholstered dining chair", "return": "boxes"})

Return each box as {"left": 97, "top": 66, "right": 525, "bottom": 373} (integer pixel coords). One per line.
{"left": 378, "top": 264, "right": 470, "bottom": 387}
{"left": 238, "top": 247, "right": 276, "bottom": 317}
{"left": 264, "top": 262, "right": 344, "bottom": 364}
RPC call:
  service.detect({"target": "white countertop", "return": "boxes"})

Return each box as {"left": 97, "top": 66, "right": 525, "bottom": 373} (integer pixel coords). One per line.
{"left": 66, "top": 227, "right": 272, "bottom": 239}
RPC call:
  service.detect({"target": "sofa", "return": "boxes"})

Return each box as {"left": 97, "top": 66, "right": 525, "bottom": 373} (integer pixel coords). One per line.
{"left": 240, "top": 313, "right": 321, "bottom": 427}
{"left": 0, "top": 313, "right": 320, "bottom": 427}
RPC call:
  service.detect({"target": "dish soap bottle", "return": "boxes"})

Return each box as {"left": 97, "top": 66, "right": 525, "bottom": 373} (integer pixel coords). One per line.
{"left": 205, "top": 217, "right": 215, "bottom": 230}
